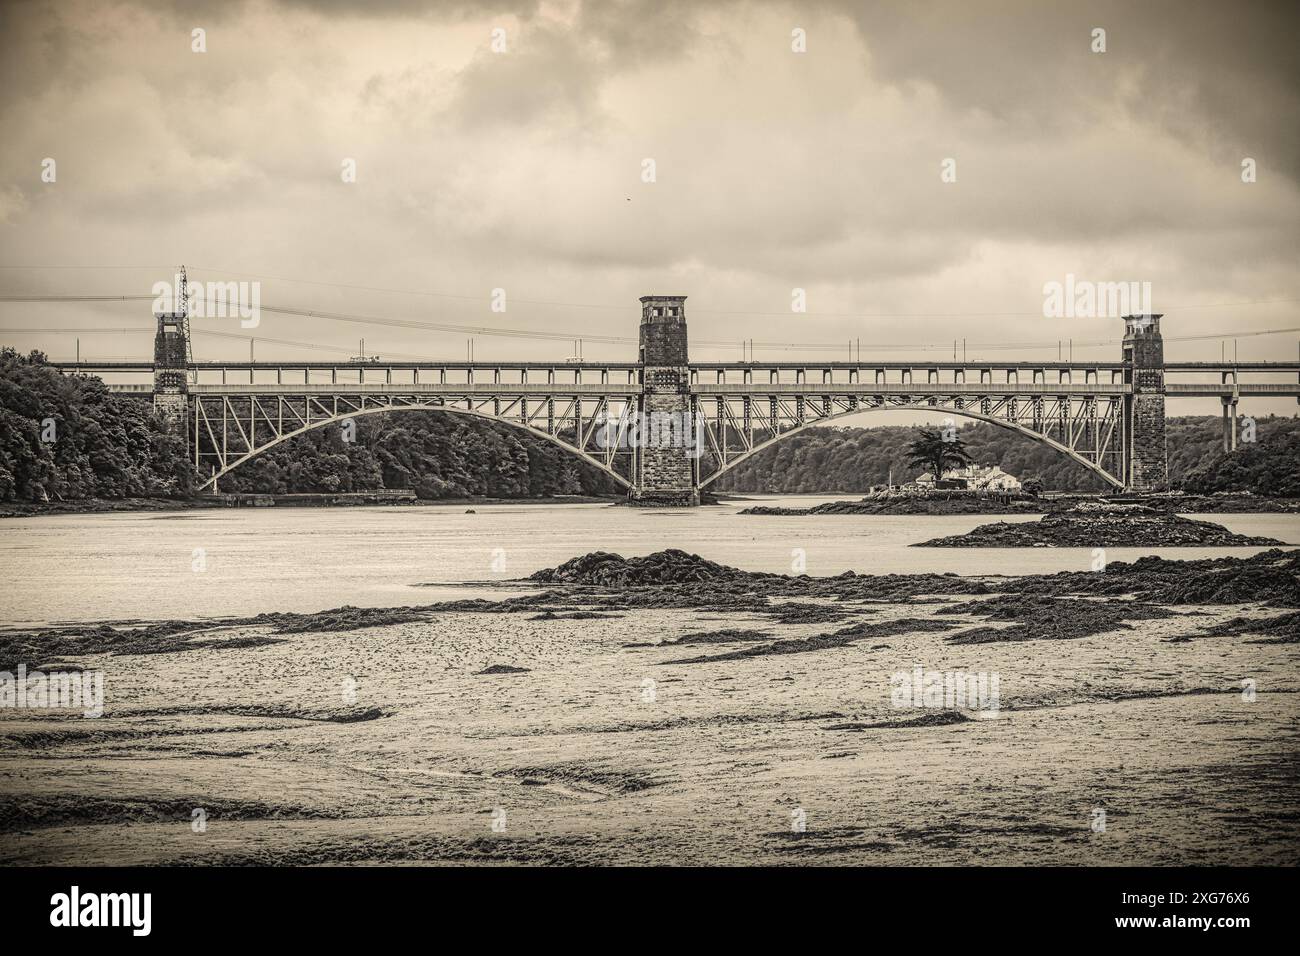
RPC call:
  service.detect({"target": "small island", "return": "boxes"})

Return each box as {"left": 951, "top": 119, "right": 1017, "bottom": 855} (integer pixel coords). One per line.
{"left": 913, "top": 503, "right": 1286, "bottom": 548}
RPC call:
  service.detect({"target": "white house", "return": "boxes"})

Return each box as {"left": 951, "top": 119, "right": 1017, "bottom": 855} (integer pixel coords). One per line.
{"left": 915, "top": 465, "right": 1021, "bottom": 492}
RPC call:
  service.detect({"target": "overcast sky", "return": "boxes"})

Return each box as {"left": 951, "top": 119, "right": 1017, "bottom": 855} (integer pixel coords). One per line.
{"left": 1, "top": 0, "right": 1297, "bottom": 416}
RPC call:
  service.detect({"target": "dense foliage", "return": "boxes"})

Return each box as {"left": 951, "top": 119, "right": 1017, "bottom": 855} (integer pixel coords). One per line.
{"left": 0, "top": 348, "right": 192, "bottom": 501}
{"left": 712, "top": 415, "right": 1300, "bottom": 495}
{"left": 215, "top": 411, "right": 623, "bottom": 499}
{"left": 1177, "top": 420, "right": 1300, "bottom": 496}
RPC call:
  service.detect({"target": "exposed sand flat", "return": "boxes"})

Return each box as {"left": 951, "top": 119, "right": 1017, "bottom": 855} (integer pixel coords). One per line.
{"left": 3, "top": 565, "right": 1297, "bottom": 865}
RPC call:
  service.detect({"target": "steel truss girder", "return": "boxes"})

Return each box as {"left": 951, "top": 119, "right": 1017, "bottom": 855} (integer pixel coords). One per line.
{"left": 189, "top": 386, "right": 1128, "bottom": 492}
{"left": 694, "top": 391, "right": 1126, "bottom": 488}
{"left": 191, "top": 391, "right": 636, "bottom": 491}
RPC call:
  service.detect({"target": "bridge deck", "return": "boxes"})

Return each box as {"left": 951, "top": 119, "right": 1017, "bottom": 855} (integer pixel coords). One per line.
{"left": 102, "top": 382, "right": 1300, "bottom": 397}
{"left": 50, "top": 360, "right": 1300, "bottom": 372}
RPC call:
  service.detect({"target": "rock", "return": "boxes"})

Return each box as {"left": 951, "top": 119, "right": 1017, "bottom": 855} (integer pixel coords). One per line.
{"left": 475, "top": 664, "right": 530, "bottom": 675}
{"left": 529, "top": 548, "right": 741, "bottom": 586}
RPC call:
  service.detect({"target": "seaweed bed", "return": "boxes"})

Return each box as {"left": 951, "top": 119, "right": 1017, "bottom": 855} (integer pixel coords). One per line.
{"left": 1181, "top": 610, "right": 1300, "bottom": 644}
{"left": 0, "top": 795, "right": 345, "bottom": 830}
{"left": 661, "top": 618, "right": 960, "bottom": 665}
{"left": 1003, "top": 549, "right": 1300, "bottom": 607}
{"left": 825, "top": 711, "right": 973, "bottom": 730}
{"left": 4, "top": 548, "right": 1296, "bottom": 669}
{"left": 937, "top": 594, "right": 1181, "bottom": 643}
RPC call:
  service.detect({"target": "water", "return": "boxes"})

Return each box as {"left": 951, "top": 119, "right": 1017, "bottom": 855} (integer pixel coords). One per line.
{"left": 1, "top": 495, "right": 1296, "bottom": 626}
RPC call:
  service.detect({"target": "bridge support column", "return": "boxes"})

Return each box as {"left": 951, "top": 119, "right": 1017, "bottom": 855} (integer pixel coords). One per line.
{"left": 1221, "top": 397, "right": 1239, "bottom": 452}
{"left": 1122, "top": 314, "right": 1168, "bottom": 490}
{"left": 630, "top": 295, "right": 699, "bottom": 506}
{"left": 152, "top": 269, "right": 191, "bottom": 430}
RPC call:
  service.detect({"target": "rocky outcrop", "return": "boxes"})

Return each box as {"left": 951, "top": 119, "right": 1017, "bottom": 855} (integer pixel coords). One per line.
{"left": 914, "top": 504, "right": 1284, "bottom": 548}
{"left": 742, "top": 493, "right": 1049, "bottom": 516}
{"left": 740, "top": 493, "right": 1300, "bottom": 517}
{"left": 529, "top": 548, "right": 761, "bottom": 586}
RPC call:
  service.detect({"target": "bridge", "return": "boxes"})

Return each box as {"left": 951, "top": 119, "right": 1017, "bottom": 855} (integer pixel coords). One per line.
{"left": 48, "top": 293, "right": 1300, "bottom": 504}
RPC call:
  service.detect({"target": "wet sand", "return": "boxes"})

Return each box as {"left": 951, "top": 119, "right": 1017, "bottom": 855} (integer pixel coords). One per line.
{"left": 2, "top": 551, "right": 1297, "bottom": 866}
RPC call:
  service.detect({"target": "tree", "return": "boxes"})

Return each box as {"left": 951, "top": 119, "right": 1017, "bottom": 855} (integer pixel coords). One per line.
{"left": 905, "top": 428, "right": 973, "bottom": 480}
{"left": 0, "top": 347, "right": 193, "bottom": 502}
{"left": 210, "top": 409, "right": 625, "bottom": 499}
{"left": 1177, "top": 422, "right": 1300, "bottom": 497}
{"left": 1021, "top": 476, "right": 1045, "bottom": 497}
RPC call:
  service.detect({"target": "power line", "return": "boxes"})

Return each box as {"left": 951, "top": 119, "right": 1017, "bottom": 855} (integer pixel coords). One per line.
{"left": 3, "top": 263, "right": 1299, "bottom": 317}
{"left": 0, "top": 327, "right": 427, "bottom": 358}
{"left": 0, "top": 294, "right": 632, "bottom": 345}
{"left": 257, "top": 303, "right": 632, "bottom": 345}
{"left": 0, "top": 295, "right": 155, "bottom": 302}
{"left": 3, "top": 293, "right": 1298, "bottom": 353}
{"left": 0, "top": 327, "right": 153, "bottom": 334}
{"left": 174, "top": 266, "right": 1300, "bottom": 318}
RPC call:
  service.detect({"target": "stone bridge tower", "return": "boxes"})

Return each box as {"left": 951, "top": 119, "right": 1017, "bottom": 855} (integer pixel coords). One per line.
{"left": 1122, "top": 313, "right": 1168, "bottom": 490}
{"left": 153, "top": 269, "right": 191, "bottom": 428}
{"left": 631, "top": 295, "right": 699, "bottom": 506}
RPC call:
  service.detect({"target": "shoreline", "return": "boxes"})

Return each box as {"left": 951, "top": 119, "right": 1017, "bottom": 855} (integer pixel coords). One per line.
{"left": 4, "top": 491, "right": 1298, "bottom": 519}
{"left": 0, "top": 493, "right": 624, "bottom": 519}
{"left": 740, "top": 493, "right": 1300, "bottom": 517}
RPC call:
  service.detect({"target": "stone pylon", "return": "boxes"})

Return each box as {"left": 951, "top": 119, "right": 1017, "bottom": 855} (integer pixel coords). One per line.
{"left": 1122, "top": 313, "right": 1168, "bottom": 490}
{"left": 630, "top": 295, "right": 700, "bottom": 506}
{"left": 153, "top": 269, "right": 191, "bottom": 428}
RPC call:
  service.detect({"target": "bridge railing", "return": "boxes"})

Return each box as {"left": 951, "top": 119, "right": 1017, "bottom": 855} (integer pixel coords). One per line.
{"left": 187, "top": 382, "right": 640, "bottom": 396}
{"left": 693, "top": 382, "right": 1130, "bottom": 396}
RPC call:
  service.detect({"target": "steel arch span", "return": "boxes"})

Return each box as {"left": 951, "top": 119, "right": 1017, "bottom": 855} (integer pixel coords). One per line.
{"left": 695, "top": 397, "right": 1126, "bottom": 490}
{"left": 190, "top": 392, "right": 635, "bottom": 493}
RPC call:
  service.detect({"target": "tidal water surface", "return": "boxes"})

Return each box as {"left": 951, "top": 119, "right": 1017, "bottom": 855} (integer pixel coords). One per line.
{"left": 1, "top": 495, "right": 1296, "bottom": 626}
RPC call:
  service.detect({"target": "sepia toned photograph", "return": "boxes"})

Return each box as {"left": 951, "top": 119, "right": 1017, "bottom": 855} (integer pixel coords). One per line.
{"left": 0, "top": 0, "right": 1296, "bottom": 934}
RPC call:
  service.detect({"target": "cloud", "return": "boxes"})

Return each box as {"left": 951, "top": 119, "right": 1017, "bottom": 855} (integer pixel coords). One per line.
{"left": 0, "top": 0, "right": 1295, "bottom": 390}
{"left": 830, "top": 0, "right": 1300, "bottom": 183}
